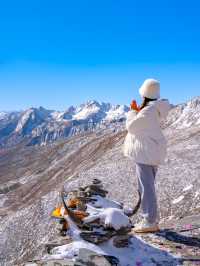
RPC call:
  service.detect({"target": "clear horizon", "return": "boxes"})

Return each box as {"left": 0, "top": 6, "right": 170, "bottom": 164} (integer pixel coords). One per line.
{"left": 0, "top": 0, "right": 200, "bottom": 111}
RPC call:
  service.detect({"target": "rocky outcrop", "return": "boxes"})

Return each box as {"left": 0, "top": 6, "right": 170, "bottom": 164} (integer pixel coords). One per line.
{"left": 25, "top": 179, "right": 192, "bottom": 266}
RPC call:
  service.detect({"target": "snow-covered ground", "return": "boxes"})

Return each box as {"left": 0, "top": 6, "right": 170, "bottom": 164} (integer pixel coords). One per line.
{"left": 42, "top": 236, "right": 180, "bottom": 266}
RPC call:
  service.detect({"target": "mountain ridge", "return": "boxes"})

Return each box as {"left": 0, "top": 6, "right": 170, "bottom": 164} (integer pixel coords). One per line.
{"left": 0, "top": 100, "right": 129, "bottom": 148}
{"left": 0, "top": 96, "right": 200, "bottom": 149}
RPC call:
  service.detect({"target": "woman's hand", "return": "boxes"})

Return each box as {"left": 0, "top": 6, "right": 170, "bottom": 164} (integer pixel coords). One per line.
{"left": 130, "top": 100, "right": 140, "bottom": 111}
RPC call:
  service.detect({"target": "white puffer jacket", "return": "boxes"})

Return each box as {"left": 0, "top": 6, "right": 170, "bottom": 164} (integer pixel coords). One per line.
{"left": 123, "top": 99, "right": 171, "bottom": 166}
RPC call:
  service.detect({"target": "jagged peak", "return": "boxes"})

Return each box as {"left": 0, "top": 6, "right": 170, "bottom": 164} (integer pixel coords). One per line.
{"left": 186, "top": 96, "right": 200, "bottom": 108}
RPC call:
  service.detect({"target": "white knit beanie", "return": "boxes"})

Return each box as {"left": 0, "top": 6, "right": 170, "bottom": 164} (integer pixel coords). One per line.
{"left": 139, "top": 78, "right": 160, "bottom": 99}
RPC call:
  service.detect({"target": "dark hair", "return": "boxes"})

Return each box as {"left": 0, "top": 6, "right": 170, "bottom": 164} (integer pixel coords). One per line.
{"left": 140, "top": 97, "right": 157, "bottom": 110}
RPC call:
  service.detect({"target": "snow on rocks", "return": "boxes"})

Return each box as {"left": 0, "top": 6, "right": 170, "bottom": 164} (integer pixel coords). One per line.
{"left": 0, "top": 194, "right": 8, "bottom": 208}
{"left": 89, "top": 194, "right": 123, "bottom": 209}
{"left": 182, "top": 184, "right": 193, "bottom": 192}
{"left": 105, "top": 105, "right": 129, "bottom": 122}
{"left": 0, "top": 111, "right": 8, "bottom": 120}
{"left": 73, "top": 103, "right": 101, "bottom": 120}
{"left": 165, "top": 96, "right": 200, "bottom": 129}
{"left": 172, "top": 185, "right": 194, "bottom": 205}
{"left": 43, "top": 234, "right": 180, "bottom": 266}
{"left": 83, "top": 207, "right": 131, "bottom": 231}
{"left": 194, "top": 191, "right": 199, "bottom": 198}
{"left": 41, "top": 179, "right": 181, "bottom": 266}
{"left": 15, "top": 109, "right": 34, "bottom": 133}
{"left": 172, "top": 195, "right": 185, "bottom": 204}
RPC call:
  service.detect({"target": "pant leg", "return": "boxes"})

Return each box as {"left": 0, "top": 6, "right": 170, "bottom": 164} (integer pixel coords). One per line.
{"left": 136, "top": 163, "right": 158, "bottom": 224}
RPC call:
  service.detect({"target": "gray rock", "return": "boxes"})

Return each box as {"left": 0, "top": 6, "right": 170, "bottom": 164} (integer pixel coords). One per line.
{"left": 75, "top": 248, "right": 119, "bottom": 266}
{"left": 76, "top": 200, "right": 87, "bottom": 211}
{"left": 80, "top": 230, "right": 117, "bottom": 244}
{"left": 92, "top": 178, "right": 102, "bottom": 185}
{"left": 45, "top": 237, "right": 72, "bottom": 254}
{"left": 24, "top": 259, "right": 75, "bottom": 266}
{"left": 113, "top": 235, "right": 130, "bottom": 248}
{"left": 84, "top": 186, "right": 108, "bottom": 197}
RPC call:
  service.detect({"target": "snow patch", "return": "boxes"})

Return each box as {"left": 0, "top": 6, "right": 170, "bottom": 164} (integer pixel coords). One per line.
{"left": 0, "top": 112, "right": 8, "bottom": 120}
{"left": 51, "top": 111, "right": 65, "bottom": 121}
{"left": 105, "top": 105, "right": 127, "bottom": 122}
{"left": 183, "top": 184, "right": 193, "bottom": 192}
{"left": 44, "top": 235, "right": 179, "bottom": 266}
{"left": 73, "top": 104, "right": 100, "bottom": 120}
{"left": 172, "top": 195, "right": 184, "bottom": 204}
{"left": 83, "top": 207, "right": 131, "bottom": 231}
{"left": 0, "top": 194, "right": 8, "bottom": 207}
{"left": 15, "top": 109, "right": 34, "bottom": 132}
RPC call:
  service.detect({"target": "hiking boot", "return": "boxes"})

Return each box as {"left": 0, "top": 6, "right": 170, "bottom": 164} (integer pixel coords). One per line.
{"left": 132, "top": 219, "right": 160, "bottom": 233}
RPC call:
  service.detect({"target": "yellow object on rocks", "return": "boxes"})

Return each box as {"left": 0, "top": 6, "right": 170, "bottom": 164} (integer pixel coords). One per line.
{"left": 51, "top": 206, "right": 64, "bottom": 218}
{"left": 51, "top": 205, "right": 87, "bottom": 220}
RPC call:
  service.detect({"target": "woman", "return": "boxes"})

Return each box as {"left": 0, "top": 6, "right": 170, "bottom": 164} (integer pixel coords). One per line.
{"left": 123, "top": 78, "right": 171, "bottom": 233}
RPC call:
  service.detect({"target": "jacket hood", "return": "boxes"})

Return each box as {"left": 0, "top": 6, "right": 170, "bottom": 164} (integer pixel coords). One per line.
{"left": 148, "top": 99, "right": 171, "bottom": 119}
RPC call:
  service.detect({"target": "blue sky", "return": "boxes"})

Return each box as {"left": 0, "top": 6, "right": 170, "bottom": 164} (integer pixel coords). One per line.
{"left": 0, "top": 0, "right": 200, "bottom": 111}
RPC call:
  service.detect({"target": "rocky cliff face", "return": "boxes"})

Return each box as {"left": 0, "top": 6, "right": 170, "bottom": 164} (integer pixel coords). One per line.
{"left": 0, "top": 97, "right": 200, "bottom": 265}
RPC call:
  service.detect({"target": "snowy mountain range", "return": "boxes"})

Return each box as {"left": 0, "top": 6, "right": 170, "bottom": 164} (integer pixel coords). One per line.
{"left": 0, "top": 96, "right": 200, "bottom": 149}
{"left": 164, "top": 96, "right": 200, "bottom": 128}
{"left": 0, "top": 100, "right": 129, "bottom": 148}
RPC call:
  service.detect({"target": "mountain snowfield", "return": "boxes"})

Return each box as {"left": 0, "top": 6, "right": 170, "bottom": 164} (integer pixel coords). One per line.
{"left": 0, "top": 96, "right": 200, "bottom": 265}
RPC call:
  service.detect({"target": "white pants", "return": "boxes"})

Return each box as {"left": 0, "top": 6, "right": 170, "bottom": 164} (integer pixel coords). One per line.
{"left": 136, "top": 163, "right": 158, "bottom": 224}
